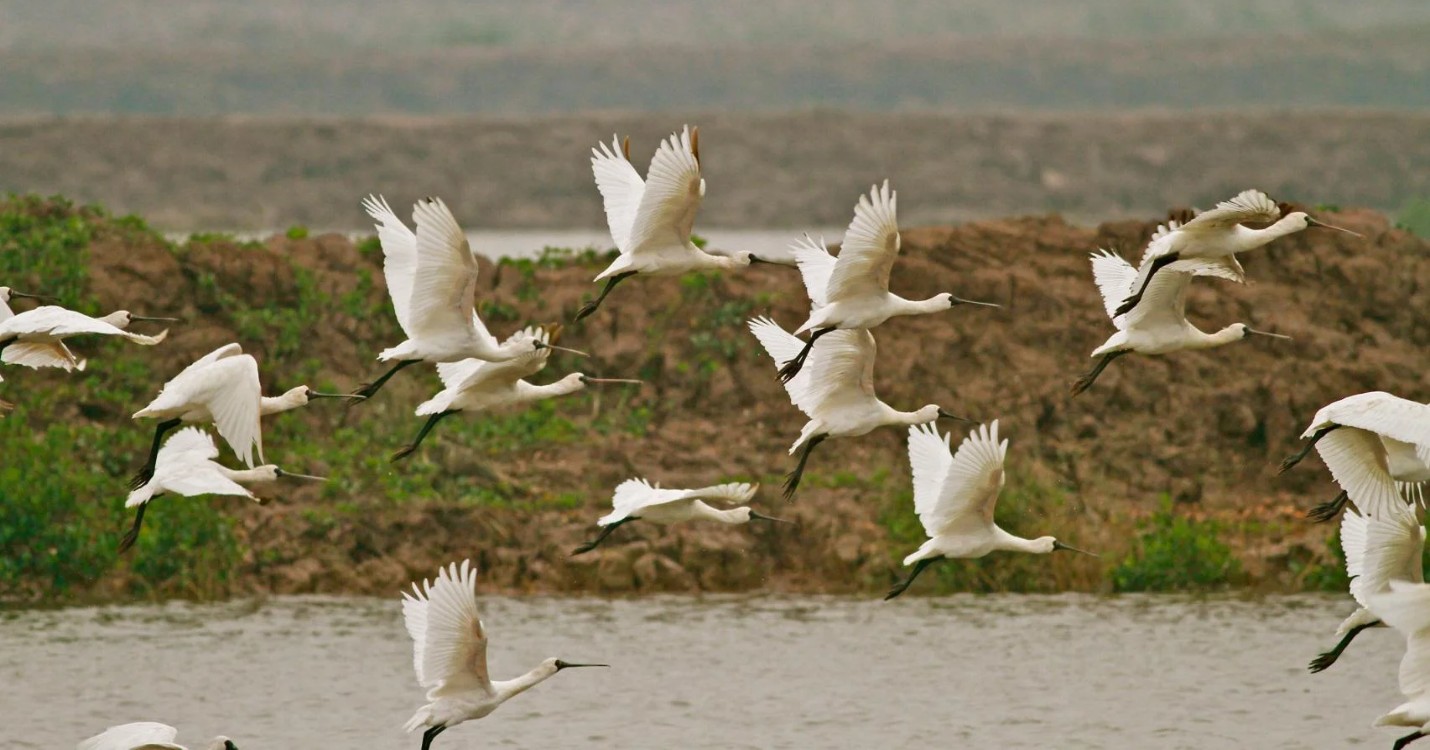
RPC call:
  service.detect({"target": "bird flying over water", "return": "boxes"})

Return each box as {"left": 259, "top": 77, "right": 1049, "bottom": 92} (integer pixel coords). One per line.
{"left": 402, "top": 560, "right": 606, "bottom": 750}
{"left": 884, "top": 420, "right": 1094, "bottom": 599}
{"left": 577, "top": 126, "right": 764, "bottom": 322}
{"left": 572, "top": 478, "right": 787, "bottom": 554}
{"left": 0, "top": 305, "right": 174, "bottom": 371}
{"left": 777, "top": 181, "right": 996, "bottom": 381}
{"left": 77, "top": 721, "right": 236, "bottom": 750}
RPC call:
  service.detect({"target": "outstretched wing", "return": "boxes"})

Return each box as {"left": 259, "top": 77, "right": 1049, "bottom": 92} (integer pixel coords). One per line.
{"left": 913, "top": 420, "right": 1007, "bottom": 538}
{"left": 1370, "top": 581, "right": 1430, "bottom": 699}
{"left": 77, "top": 722, "right": 181, "bottom": 750}
{"left": 0, "top": 341, "right": 85, "bottom": 370}
{"left": 689, "top": 481, "right": 759, "bottom": 506}
{"left": 1306, "top": 392, "right": 1430, "bottom": 452}
{"left": 824, "top": 181, "right": 899, "bottom": 304}
{"left": 591, "top": 134, "right": 646, "bottom": 255}
{"left": 1317, "top": 427, "right": 1404, "bottom": 520}
{"left": 599, "top": 477, "right": 683, "bottom": 524}
{"left": 402, "top": 559, "right": 493, "bottom": 697}
{"left": 627, "top": 126, "right": 703, "bottom": 256}
{"left": 789, "top": 233, "right": 836, "bottom": 309}
{"left": 0, "top": 306, "right": 167, "bottom": 346}
{"left": 1355, "top": 504, "right": 1425, "bottom": 610}
{"left": 1089, "top": 250, "right": 1137, "bottom": 322}
{"left": 1178, "top": 189, "right": 1281, "bottom": 233}
{"left": 907, "top": 422, "right": 955, "bottom": 537}
{"left": 747, "top": 317, "right": 877, "bottom": 418}
{"left": 142, "top": 354, "right": 264, "bottom": 468}
{"left": 438, "top": 325, "right": 550, "bottom": 392}
{"left": 363, "top": 194, "right": 419, "bottom": 334}
{"left": 407, "top": 198, "right": 480, "bottom": 345}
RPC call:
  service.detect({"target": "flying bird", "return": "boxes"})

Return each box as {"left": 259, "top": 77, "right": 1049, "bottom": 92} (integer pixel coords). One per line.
{"left": 885, "top": 420, "right": 1095, "bottom": 600}
{"left": 0, "top": 306, "right": 174, "bottom": 371}
{"left": 120, "top": 427, "right": 325, "bottom": 554}
{"left": 1279, "top": 392, "right": 1430, "bottom": 522}
{"left": 1114, "top": 189, "right": 1360, "bottom": 316}
{"left": 402, "top": 560, "right": 606, "bottom": 750}
{"left": 393, "top": 325, "right": 638, "bottom": 460}
{"left": 1071, "top": 248, "right": 1289, "bottom": 395}
{"left": 577, "top": 126, "right": 763, "bottom": 322}
{"left": 1367, "top": 575, "right": 1430, "bottom": 748}
{"left": 1309, "top": 505, "right": 1424, "bottom": 674}
{"left": 777, "top": 181, "right": 996, "bottom": 381}
{"left": 77, "top": 722, "right": 237, "bottom": 750}
{"left": 352, "top": 195, "right": 584, "bottom": 400}
{"left": 747, "top": 316, "right": 971, "bottom": 501}
{"left": 130, "top": 342, "right": 359, "bottom": 488}
{"left": 572, "top": 478, "right": 787, "bottom": 554}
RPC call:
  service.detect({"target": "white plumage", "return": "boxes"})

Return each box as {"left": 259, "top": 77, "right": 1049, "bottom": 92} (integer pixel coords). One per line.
{"left": 572, "top": 479, "right": 781, "bottom": 554}
{"left": 0, "top": 305, "right": 170, "bottom": 371}
{"left": 77, "top": 721, "right": 235, "bottom": 750}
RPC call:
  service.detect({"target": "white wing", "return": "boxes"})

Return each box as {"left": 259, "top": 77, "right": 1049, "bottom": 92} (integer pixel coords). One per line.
{"left": 1, "top": 341, "right": 85, "bottom": 370}
{"left": 1354, "top": 504, "right": 1425, "bottom": 609}
{"left": 790, "top": 233, "right": 836, "bottom": 309}
{"left": 1317, "top": 427, "right": 1404, "bottom": 520}
{"left": 402, "top": 559, "right": 492, "bottom": 697}
{"left": 1306, "top": 392, "right": 1430, "bottom": 450}
{"left": 77, "top": 722, "right": 181, "bottom": 750}
{"left": 1116, "top": 262, "right": 1193, "bottom": 333}
{"left": 599, "top": 478, "right": 684, "bottom": 524}
{"left": 1178, "top": 189, "right": 1281, "bottom": 233}
{"left": 1371, "top": 581, "right": 1430, "bottom": 699}
{"left": 1143, "top": 220, "right": 1252, "bottom": 281}
{"left": 687, "top": 481, "right": 758, "bottom": 506}
{"left": 138, "top": 354, "right": 264, "bottom": 467}
{"left": 627, "top": 126, "right": 703, "bottom": 256}
{"left": 913, "top": 421, "right": 1007, "bottom": 538}
{"left": 0, "top": 306, "right": 167, "bottom": 346}
{"left": 591, "top": 134, "right": 646, "bottom": 254}
{"left": 748, "top": 317, "right": 877, "bottom": 418}
{"left": 363, "top": 194, "right": 419, "bottom": 335}
{"left": 1089, "top": 250, "right": 1138, "bottom": 321}
{"left": 824, "top": 181, "right": 899, "bottom": 304}
{"left": 407, "top": 198, "right": 480, "bottom": 345}
{"left": 436, "top": 326, "right": 550, "bottom": 393}
{"left": 1341, "top": 509, "right": 1367, "bottom": 603}
{"left": 907, "top": 422, "right": 955, "bottom": 536}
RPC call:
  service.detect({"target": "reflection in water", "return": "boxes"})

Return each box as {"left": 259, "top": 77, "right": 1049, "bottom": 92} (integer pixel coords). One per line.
{"left": 0, "top": 595, "right": 1403, "bottom": 749}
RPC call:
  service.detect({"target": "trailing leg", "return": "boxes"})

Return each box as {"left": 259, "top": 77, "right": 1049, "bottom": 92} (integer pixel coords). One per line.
{"left": 1305, "top": 489, "right": 1350, "bottom": 524}
{"left": 420, "top": 725, "right": 447, "bottom": 750}
{"left": 574, "top": 272, "right": 636, "bottom": 322}
{"left": 1071, "top": 350, "right": 1127, "bottom": 396}
{"left": 777, "top": 326, "right": 835, "bottom": 383}
{"left": 351, "top": 359, "right": 421, "bottom": 401}
{"left": 1280, "top": 425, "right": 1340, "bottom": 474}
{"left": 783, "top": 434, "right": 827, "bottom": 501}
{"left": 885, "top": 558, "right": 939, "bottom": 600}
{"left": 1307, "top": 621, "right": 1377, "bottom": 673}
{"left": 117, "top": 503, "right": 149, "bottom": 555}
{"left": 571, "top": 517, "right": 635, "bottom": 555}
{"left": 392, "top": 410, "right": 458, "bottom": 461}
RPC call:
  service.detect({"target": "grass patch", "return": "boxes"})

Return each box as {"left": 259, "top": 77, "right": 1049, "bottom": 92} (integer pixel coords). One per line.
{"left": 1112, "top": 498, "right": 1241, "bottom": 592}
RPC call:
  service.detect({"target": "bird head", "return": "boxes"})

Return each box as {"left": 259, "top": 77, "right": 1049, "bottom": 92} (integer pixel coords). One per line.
{"left": 926, "top": 406, "right": 975, "bottom": 425}
{"left": 299, "top": 386, "right": 364, "bottom": 404}
{"left": 0, "top": 287, "right": 54, "bottom": 304}
{"left": 941, "top": 293, "right": 1000, "bottom": 309}
{"left": 102, "top": 310, "right": 182, "bottom": 330}
{"left": 745, "top": 508, "right": 793, "bottom": 524}
{"left": 548, "top": 657, "right": 609, "bottom": 674}
{"left": 1289, "top": 211, "right": 1362, "bottom": 237}
{"left": 205, "top": 738, "right": 238, "bottom": 750}
{"left": 273, "top": 467, "right": 328, "bottom": 483}
{"left": 1049, "top": 538, "right": 1098, "bottom": 557}
{"left": 1230, "top": 324, "right": 1293, "bottom": 343}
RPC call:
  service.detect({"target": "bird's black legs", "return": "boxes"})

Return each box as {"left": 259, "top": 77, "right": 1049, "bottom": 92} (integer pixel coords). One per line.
{"left": 885, "top": 558, "right": 939, "bottom": 600}
{"left": 129, "top": 418, "right": 182, "bottom": 490}
{"left": 1394, "top": 730, "right": 1426, "bottom": 750}
{"left": 351, "top": 359, "right": 420, "bottom": 401}
{"left": 571, "top": 517, "right": 635, "bottom": 555}
{"left": 1070, "top": 350, "right": 1127, "bottom": 396}
{"left": 117, "top": 503, "right": 148, "bottom": 555}
{"left": 783, "top": 434, "right": 827, "bottom": 501}
{"left": 420, "top": 725, "right": 447, "bottom": 750}
{"left": 1305, "top": 489, "right": 1351, "bottom": 524}
{"left": 574, "top": 272, "right": 636, "bottom": 323}
{"left": 1308, "top": 621, "right": 1378, "bottom": 673}
{"left": 392, "top": 410, "right": 459, "bottom": 461}
{"left": 1113, "top": 252, "right": 1180, "bottom": 316}
{"left": 1280, "top": 425, "right": 1341, "bottom": 474}
{"left": 777, "top": 327, "right": 835, "bottom": 383}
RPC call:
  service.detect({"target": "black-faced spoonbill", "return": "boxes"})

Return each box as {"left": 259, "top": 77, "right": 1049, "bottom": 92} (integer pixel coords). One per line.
{"left": 78, "top": 721, "right": 236, "bottom": 750}
{"left": 885, "top": 420, "right": 1095, "bottom": 600}
{"left": 0, "top": 305, "right": 175, "bottom": 370}
{"left": 576, "top": 126, "right": 765, "bottom": 322}
{"left": 571, "top": 478, "right": 788, "bottom": 554}
{"left": 1364, "top": 513, "right": 1430, "bottom": 750}
{"left": 402, "top": 560, "right": 606, "bottom": 750}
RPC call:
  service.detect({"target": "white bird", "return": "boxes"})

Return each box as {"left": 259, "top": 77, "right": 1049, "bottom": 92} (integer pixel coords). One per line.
{"left": 120, "top": 427, "right": 325, "bottom": 554}
{"left": 1365, "top": 529, "right": 1430, "bottom": 749}
{"left": 129, "top": 342, "right": 360, "bottom": 488}
{"left": 747, "top": 316, "right": 971, "bottom": 500}
{"left": 776, "top": 181, "right": 996, "bottom": 381}
{"left": 0, "top": 305, "right": 174, "bottom": 371}
{"left": 1070, "top": 247, "right": 1290, "bottom": 395}
{"left": 401, "top": 560, "right": 606, "bottom": 750}
{"left": 393, "top": 325, "right": 640, "bottom": 460}
{"left": 1114, "top": 189, "right": 1360, "bottom": 316}
{"left": 353, "top": 195, "right": 586, "bottom": 400}
{"left": 885, "top": 420, "right": 1095, "bottom": 599}
{"left": 0, "top": 285, "right": 54, "bottom": 318}
{"left": 1280, "top": 391, "right": 1430, "bottom": 522}
{"left": 571, "top": 478, "right": 788, "bottom": 554}
{"left": 1309, "top": 504, "right": 1424, "bottom": 673}
{"left": 577, "top": 126, "right": 763, "bottom": 321}
{"left": 77, "top": 721, "right": 236, "bottom": 750}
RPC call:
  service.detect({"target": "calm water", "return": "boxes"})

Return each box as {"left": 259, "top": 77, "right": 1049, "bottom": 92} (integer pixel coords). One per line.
{"left": 1, "top": 594, "right": 1407, "bottom": 749}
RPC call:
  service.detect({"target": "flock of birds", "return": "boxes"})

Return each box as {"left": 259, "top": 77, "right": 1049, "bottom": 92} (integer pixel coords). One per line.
{"left": 5, "top": 125, "right": 1422, "bottom": 748}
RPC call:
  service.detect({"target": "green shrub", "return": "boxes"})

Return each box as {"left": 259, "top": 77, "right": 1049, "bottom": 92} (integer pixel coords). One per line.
{"left": 1397, "top": 197, "right": 1430, "bottom": 237}
{"left": 1112, "top": 499, "right": 1241, "bottom": 591}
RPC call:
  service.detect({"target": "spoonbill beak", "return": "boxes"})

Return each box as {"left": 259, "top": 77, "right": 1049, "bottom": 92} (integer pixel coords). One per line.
{"left": 276, "top": 469, "right": 328, "bottom": 482}
{"left": 554, "top": 660, "right": 609, "bottom": 670}
{"left": 9, "top": 290, "right": 56, "bottom": 302}
{"left": 936, "top": 409, "right": 976, "bottom": 424}
{"left": 749, "top": 510, "right": 794, "bottom": 524}
{"left": 537, "top": 342, "right": 590, "bottom": 357}
{"left": 952, "top": 296, "right": 1000, "bottom": 308}
{"left": 308, "top": 390, "right": 365, "bottom": 401}
{"left": 1246, "top": 327, "right": 1293, "bottom": 341}
{"left": 1307, "top": 218, "right": 1363, "bottom": 238}
{"left": 749, "top": 255, "right": 769, "bottom": 264}
{"left": 584, "top": 377, "right": 644, "bottom": 385}
{"left": 1053, "top": 540, "right": 1099, "bottom": 558}
{"left": 131, "top": 315, "right": 183, "bottom": 323}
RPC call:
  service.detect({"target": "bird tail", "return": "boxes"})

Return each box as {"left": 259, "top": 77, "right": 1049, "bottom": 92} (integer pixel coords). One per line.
{"left": 379, "top": 341, "right": 418, "bottom": 362}
{"left": 124, "top": 486, "right": 156, "bottom": 509}
{"left": 1090, "top": 333, "right": 1127, "bottom": 358}
{"left": 414, "top": 391, "right": 456, "bottom": 416}
{"left": 789, "top": 421, "right": 823, "bottom": 455}
{"left": 403, "top": 707, "right": 433, "bottom": 733}
{"left": 902, "top": 539, "right": 938, "bottom": 566}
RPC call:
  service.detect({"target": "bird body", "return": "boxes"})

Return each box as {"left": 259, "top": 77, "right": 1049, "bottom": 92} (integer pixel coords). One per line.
{"left": 572, "top": 479, "right": 784, "bottom": 553}
{"left": 77, "top": 721, "right": 235, "bottom": 750}
{"left": 401, "top": 560, "right": 605, "bottom": 749}
{"left": 1368, "top": 569, "right": 1430, "bottom": 747}
{"left": 0, "top": 306, "right": 170, "bottom": 370}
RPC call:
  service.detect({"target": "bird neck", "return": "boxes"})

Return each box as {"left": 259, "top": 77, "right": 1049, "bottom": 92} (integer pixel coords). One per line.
{"left": 1240, "top": 216, "right": 1304, "bottom": 248}
{"left": 993, "top": 527, "right": 1048, "bottom": 554}
{"left": 219, "top": 466, "right": 274, "bottom": 486}
{"left": 98, "top": 311, "right": 129, "bottom": 329}
{"left": 260, "top": 388, "right": 307, "bottom": 415}
{"left": 494, "top": 662, "right": 558, "bottom": 703}
{"left": 695, "top": 502, "right": 749, "bottom": 525}
{"left": 887, "top": 403, "right": 935, "bottom": 427}
{"left": 895, "top": 295, "right": 947, "bottom": 316}
{"left": 1198, "top": 325, "right": 1246, "bottom": 349}
{"left": 518, "top": 378, "right": 583, "bottom": 401}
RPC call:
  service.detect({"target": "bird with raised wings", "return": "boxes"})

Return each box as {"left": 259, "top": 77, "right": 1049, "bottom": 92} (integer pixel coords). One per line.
{"left": 571, "top": 478, "right": 787, "bottom": 554}
{"left": 77, "top": 722, "right": 236, "bottom": 750}
{"left": 129, "top": 342, "right": 359, "bottom": 489}
{"left": 1113, "top": 189, "right": 1360, "bottom": 316}
{"left": 351, "top": 195, "right": 585, "bottom": 400}
{"left": 1070, "top": 246, "right": 1290, "bottom": 395}
{"left": 120, "top": 427, "right": 325, "bottom": 554}
{"left": 747, "top": 316, "right": 971, "bottom": 501}
{"left": 884, "top": 420, "right": 1094, "bottom": 600}
{"left": 576, "top": 126, "right": 763, "bottom": 321}
{"left": 0, "top": 305, "right": 174, "bottom": 371}
{"left": 402, "top": 560, "right": 606, "bottom": 750}
{"left": 1364, "top": 516, "right": 1430, "bottom": 750}
{"left": 392, "top": 325, "right": 637, "bottom": 460}
{"left": 776, "top": 181, "right": 996, "bottom": 381}
{"left": 1280, "top": 391, "right": 1430, "bottom": 522}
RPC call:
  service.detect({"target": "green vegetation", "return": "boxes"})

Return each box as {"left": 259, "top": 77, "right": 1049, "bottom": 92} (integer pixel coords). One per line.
{"left": 1397, "top": 197, "right": 1430, "bottom": 237}
{"left": 1112, "top": 499, "right": 1242, "bottom": 592}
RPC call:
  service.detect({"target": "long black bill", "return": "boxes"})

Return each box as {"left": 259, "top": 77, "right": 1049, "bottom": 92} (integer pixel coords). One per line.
{"left": 131, "top": 315, "right": 183, "bottom": 323}
{"left": 1307, "top": 218, "right": 1363, "bottom": 237}
{"left": 554, "top": 660, "right": 610, "bottom": 670}
{"left": 885, "top": 557, "right": 938, "bottom": 600}
{"left": 952, "top": 296, "right": 1000, "bottom": 308}
{"left": 1052, "top": 540, "right": 1098, "bottom": 557}
{"left": 936, "top": 409, "right": 976, "bottom": 424}
{"left": 1244, "top": 327, "right": 1292, "bottom": 341}
{"left": 749, "top": 510, "right": 794, "bottom": 524}
{"left": 275, "top": 469, "right": 328, "bottom": 482}
{"left": 9, "top": 290, "right": 56, "bottom": 302}
{"left": 308, "top": 390, "right": 365, "bottom": 401}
